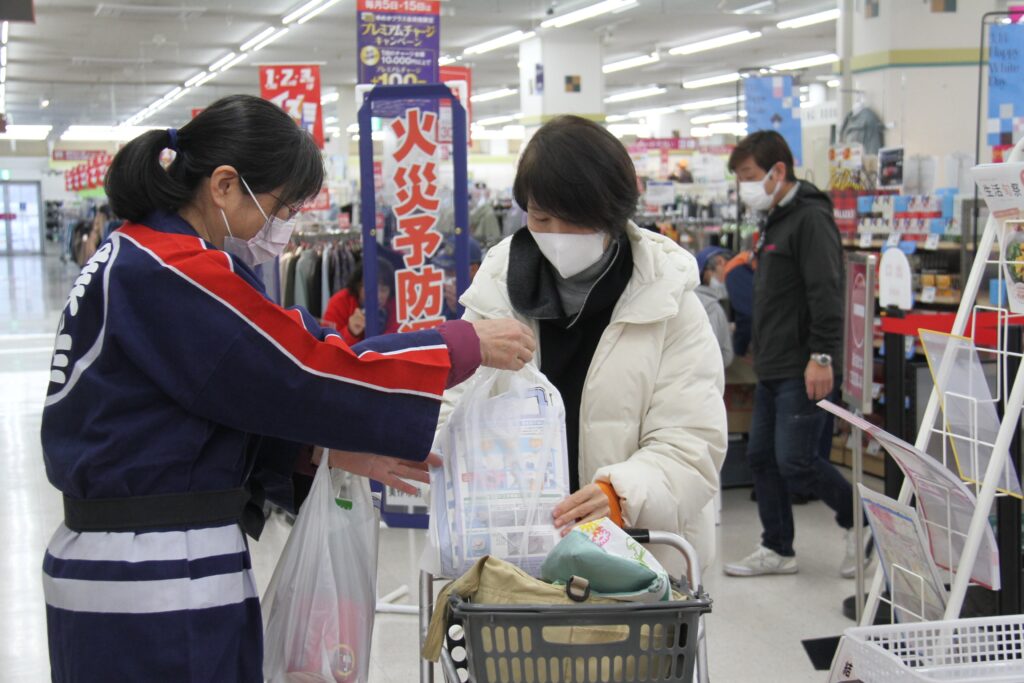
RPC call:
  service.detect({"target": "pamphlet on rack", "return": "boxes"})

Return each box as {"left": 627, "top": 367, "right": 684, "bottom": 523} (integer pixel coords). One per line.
{"left": 858, "top": 485, "right": 948, "bottom": 622}
{"left": 972, "top": 162, "right": 1024, "bottom": 311}
{"left": 919, "top": 330, "right": 1023, "bottom": 498}
{"left": 428, "top": 366, "right": 570, "bottom": 578}
{"left": 818, "top": 401, "right": 1001, "bottom": 590}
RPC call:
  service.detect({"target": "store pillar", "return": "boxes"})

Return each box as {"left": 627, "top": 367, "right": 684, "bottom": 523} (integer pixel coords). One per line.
{"left": 845, "top": 1, "right": 999, "bottom": 182}
{"left": 518, "top": 30, "right": 604, "bottom": 132}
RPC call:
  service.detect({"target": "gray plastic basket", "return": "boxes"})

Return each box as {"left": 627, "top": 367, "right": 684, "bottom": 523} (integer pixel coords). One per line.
{"left": 444, "top": 591, "right": 712, "bottom": 683}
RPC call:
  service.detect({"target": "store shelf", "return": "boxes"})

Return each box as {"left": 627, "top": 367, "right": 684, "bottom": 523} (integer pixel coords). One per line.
{"left": 842, "top": 237, "right": 962, "bottom": 251}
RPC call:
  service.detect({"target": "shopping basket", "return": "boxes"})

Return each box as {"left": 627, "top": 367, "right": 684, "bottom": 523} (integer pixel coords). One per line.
{"left": 420, "top": 529, "right": 712, "bottom": 683}
{"left": 835, "top": 614, "right": 1024, "bottom": 682}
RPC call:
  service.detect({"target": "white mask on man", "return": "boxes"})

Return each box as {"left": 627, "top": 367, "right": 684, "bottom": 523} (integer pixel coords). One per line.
{"left": 739, "top": 167, "right": 783, "bottom": 213}
{"left": 529, "top": 230, "right": 607, "bottom": 279}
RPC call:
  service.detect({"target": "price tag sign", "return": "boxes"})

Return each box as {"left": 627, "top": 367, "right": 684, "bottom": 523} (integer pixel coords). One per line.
{"left": 886, "top": 232, "right": 902, "bottom": 248}
{"left": 859, "top": 232, "right": 873, "bottom": 249}
{"left": 924, "top": 233, "right": 941, "bottom": 251}
{"left": 921, "top": 286, "right": 937, "bottom": 303}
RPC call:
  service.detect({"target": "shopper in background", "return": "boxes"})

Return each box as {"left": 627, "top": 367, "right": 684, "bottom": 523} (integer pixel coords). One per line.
{"left": 722, "top": 131, "right": 865, "bottom": 578}
{"left": 40, "top": 94, "right": 535, "bottom": 683}
{"left": 436, "top": 115, "right": 728, "bottom": 573}
{"left": 469, "top": 181, "right": 502, "bottom": 248}
{"left": 669, "top": 159, "right": 694, "bottom": 183}
{"left": 322, "top": 259, "right": 399, "bottom": 345}
{"left": 430, "top": 233, "right": 483, "bottom": 320}
{"left": 695, "top": 246, "right": 734, "bottom": 369}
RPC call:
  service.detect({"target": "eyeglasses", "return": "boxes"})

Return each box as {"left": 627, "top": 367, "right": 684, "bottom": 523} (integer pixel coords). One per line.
{"left": 266, "top": 190, "right": 305, "bottom": 219}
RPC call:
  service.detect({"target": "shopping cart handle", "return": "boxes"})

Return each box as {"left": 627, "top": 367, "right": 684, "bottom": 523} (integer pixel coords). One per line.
{"left": 623, "top": 528, "right": 651, "bottom": 543}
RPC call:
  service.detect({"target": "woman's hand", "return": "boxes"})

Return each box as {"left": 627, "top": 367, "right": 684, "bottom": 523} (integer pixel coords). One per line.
{"left": 471, "top": 319, "right": 536, "bottom": 370}
{"left": 327, "top": 449, "right": 442, "bottom": 495}
{"left": 348, "top": 308, "right": 366, "bottom": 337}
{"left": 552, "top": 484, "right": 611, "bottom": 536}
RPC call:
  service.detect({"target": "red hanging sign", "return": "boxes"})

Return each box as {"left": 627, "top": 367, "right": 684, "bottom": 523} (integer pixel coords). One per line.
{"left": 259, "top": 64, "right": 324, "bottom": 148}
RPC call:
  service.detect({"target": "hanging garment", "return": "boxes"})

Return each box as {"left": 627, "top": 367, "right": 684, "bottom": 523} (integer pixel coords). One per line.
{"left": 293, "top": 248, "right": 318, "bottom": 311}
{"left": 839, "top": 107, "right": 885, "bottom": 156}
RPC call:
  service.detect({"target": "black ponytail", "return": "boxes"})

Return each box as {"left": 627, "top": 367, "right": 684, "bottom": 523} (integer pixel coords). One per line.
{"left": 105, "top": 94, "right": 325, "bottom": 223}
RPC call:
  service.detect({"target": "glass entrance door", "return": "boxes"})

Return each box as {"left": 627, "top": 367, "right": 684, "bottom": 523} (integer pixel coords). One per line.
{"left": 0, "top": 182, "right": 44, "bottom": 254}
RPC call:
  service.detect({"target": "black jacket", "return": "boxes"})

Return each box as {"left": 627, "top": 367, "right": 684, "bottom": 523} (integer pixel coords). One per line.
{"left": 507, "top": 229, "right": 633, "bottom": 490}
{"left": 753, "top": 181, "right": 843, "bottom": 381}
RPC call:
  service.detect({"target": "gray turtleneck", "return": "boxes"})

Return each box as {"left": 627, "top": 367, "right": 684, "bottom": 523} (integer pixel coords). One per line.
{"left": 552, "top": 240, "right": 620, "bottom": 318}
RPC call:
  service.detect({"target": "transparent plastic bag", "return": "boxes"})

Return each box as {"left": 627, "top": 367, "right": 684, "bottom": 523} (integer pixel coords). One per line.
{"left": 263, "top": 453, "right": 379, "bottom": 683}
{"left": 428, "top": 365, "right": 571, "bottom": 577}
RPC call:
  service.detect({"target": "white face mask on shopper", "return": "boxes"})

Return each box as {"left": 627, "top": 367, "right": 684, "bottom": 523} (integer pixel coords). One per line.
{"left": 739, "top": 166, "right": 783, "bottom": 213}
{"left": 530, "top": 230, "right": 607, "bottom": 279}
{"left": 221, "top": 177, "right": 298, "bottom": 267}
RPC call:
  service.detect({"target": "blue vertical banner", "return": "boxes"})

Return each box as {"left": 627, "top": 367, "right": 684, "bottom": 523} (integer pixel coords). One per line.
{"left": 988, "top": 23, "right": 1024, "bottom": 148}
{"left": 745, "top": 75, "right": 803, "bottom": 166}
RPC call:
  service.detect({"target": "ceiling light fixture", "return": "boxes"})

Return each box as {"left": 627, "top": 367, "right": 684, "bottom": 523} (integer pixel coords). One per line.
{"left": 733, "top": 1, "right": 773, "bottom": 14}
{"left": 240, "top": 27, "right": 277, "bottom": 52}
{"left": 627, "top": 105, "right": 678, "bottom": 118}
{"left": 208, "top": 52, "right": 236, "bottom": 72}
{"left": 219, "top": 53, "right": 249, "bottom": 73}
{"left": 463, "top": 30, "right": 536, "bottom": 55}
{"left": 475, "top": 113, "right": 523, "bottom": 126}
{"left": 61, "top": 125, "right": 159, "bottom": 142}
{"left": 602, "top": 52, "right": 659, "bottom": 74}
{"left": 669, "top": 30, "right": 762, "bottom": 56}
{"left": 162, "top": 86, "right": 183, "bottom": 101}
{"left": 777, "top": 8, "right": 841, "bottom": 30}
{"left": 826, "top": 78, "right": 840, "bottom": 88}
{"left": 0, "top": 125, "right": 53, "bottom": 141}
{"left": 252, "top": 28, "right": 289, "bottom": 52}
{"left": 438, "top": 55, "right": 457, "bottom": 66}
{"left": 195, "top": 71, "right": 218, "bottom": 87}
{"left": 171, "top": 88, "right": 190, "bottom": 102}
{"left": 604, "top": 86, "right": 666, "bottom": 103}
{"left": 321, "top": 91, "right": 340, "bottom": 104}
{"left": 689, "top": 112, "right": 741, "bottom": 124}
{"left": 677, "top": 95, "right": 742, "bottom": 111}
{"left": 0, "top": 67, "right": 5, "bottom": 84}
{"left": 184, "top": 71, "right": 208, "bottom": 87}
{"left": 0, "top": 46, "right": 6, "bottom": 67}
{"left": 470, "top": 88, "right": 518, "bottom": 103}
{"left": 540, "top": 0, "right": 638, "bottom": 29}
{"left": 346, "top": 123, "right": 359, "bottom": 133}
{"left": 683, "top": 72, "right": 741, "bottom": 89}
{"left": 770, "top": 53, "right": 839, "bottom": 71}
{"left": 283, "top": 0, "right": 324, "bottom": 24}
{"left": 40, "top": 99, "right": 50, "bottom": 108}
{"left": 296, "top": 0, "right": 342, "bottom": 25}
{"left": 1, "top": 22, "right": 8, "bottom": 45}
{"left": 604, "top": 114, "right": 632, "bottom": 123}
{"left": 325, "top": 126, "right": 342, "bottom": 136}
{"left": 324, "top": 116, "right": 338, "bottom": 125}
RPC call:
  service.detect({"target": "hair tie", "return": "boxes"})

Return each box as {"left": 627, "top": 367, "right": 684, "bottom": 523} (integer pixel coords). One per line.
{"left": 166, "top": 127, "right": 179, "bottom": 152}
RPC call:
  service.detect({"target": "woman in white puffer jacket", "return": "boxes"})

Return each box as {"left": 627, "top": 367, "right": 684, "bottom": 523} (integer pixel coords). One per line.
{"left": 436, "top": 116, "right": 728, "bottom": 572}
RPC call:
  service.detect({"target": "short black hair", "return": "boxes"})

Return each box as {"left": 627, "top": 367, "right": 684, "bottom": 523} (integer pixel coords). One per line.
{"left": 728, "top": 130, "right": 797, "bottom": 182}
{"left": 106, "top": 94, "right": 324, "bottom": 223}
{"left": 513, "top": 115, "right": 639, "bottom": 234}
{"left": 346, "top": 259, "right": 395, "bottom": 299}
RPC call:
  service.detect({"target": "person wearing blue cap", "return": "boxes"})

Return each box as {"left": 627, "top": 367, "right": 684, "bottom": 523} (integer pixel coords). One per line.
{"left": 695, "top": 246, "right": 734, "bottom": 369}
{"left": 431, "top": 234, "right": 483, "bottom": 320}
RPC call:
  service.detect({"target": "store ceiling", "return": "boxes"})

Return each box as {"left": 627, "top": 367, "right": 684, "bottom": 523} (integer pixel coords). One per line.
{"left": 4, "top": 0, "right": 838, "bottom": 138}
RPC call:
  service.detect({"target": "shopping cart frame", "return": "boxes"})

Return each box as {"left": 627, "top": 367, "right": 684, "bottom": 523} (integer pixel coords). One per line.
{"left": 419, "top": 529, "right": 711, "bottom": 683}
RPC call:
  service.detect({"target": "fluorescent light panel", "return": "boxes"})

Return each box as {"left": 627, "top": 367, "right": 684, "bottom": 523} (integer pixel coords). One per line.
{"left": 438, "top": 55, "right": 457, "bottom": 66}
{"left": 0, "top": 125, "right": 52, "bottom": 141}
{"left": 321, "top": 91, "right": 340, "bottom": 104}
{"left": 827, "top": 78, "right": 840, "bottom": 88}
{"left": 540, "top": 0, "right": 637, "bottom": 29}
{"left": 770, "top": 53, "right": 839, "bottom": 71}
{"left": 195, "top": 71, "right": 218, "bottom": 87}
{"left": 464, "top": 30, "right": 535, "bottom": 55}
{"left": 669, "top": 30, "right": 761, "bottom": 56}
{"left": 61, "top": 125, "right": 159, "bottom": 142}
{"left": 678, "top": 95, "right": 742, "bottom": 111}
{"left": 605, "top": 114, "right": 631, "bottom": 123}
{"left": 240, "top": 27, "right": 277, "bottom": 51}
{"left": 470, "top": 88, "right": 518, "bottom": 103}
{"left": 219, "top": 53, "right": 249, "bottom": 72}
{"left": 1, "top": 46, "right": 6, "bottom": 67}
{"left": 690, "top": 112, "right": 744, "bottom": 124}
{"left": 1, "top": 22, "right": 8, "bottom": 45}
{"left": 296, "top": 0, "right": 342, "bottom": 25}
{"left": 283, "top": 0, "right": 324, "bottom": 24}
{"left": 208, "top": 52, "right": 236, "bottom": 71}
{"left": 683, "top": 72, "right": 741, "bottom": 89}
{"left": 252, "top": 28, "right": 289, "bottom": 52}
{"left": 0, "top": 67, "right": 5, "bottom": 84}
{"left": 627, "top": 105, "right": 678, "bottom": 118}
{"left": 475, "top": 113, "right": 522, "bottom": 126}
{"left": 733, "top": 1, "right": 773, "bottom": 14}
{"left": 162, "top": 86, "right": 182, "bottom": 101}
{"left": 603, "top": 52, "right": 659, "bottom": 74}
{"left": 184, "top": 71, "right": 207, "bottom": 87}
{"left": 777, "top": 8, "right": 841, "bottom": 30}
{"left": 604, "top": 86, "right": 666, "bottom": 103}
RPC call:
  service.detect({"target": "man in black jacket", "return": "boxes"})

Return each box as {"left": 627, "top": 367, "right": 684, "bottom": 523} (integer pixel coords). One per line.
{"left": 723, "top": 131, "right": 866, "bottom": 579}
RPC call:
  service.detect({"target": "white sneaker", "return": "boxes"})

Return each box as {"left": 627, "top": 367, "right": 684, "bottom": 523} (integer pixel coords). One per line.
{"left": 724, "top": 545, "right": 798, "bottom": 577}
{"left": 841, "top": 528, "right": 875, "bottom": 578}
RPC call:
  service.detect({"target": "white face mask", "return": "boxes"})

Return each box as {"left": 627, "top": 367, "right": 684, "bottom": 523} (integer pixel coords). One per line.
{"left": 530, "top": 230, "right": 607, "bottom": 279}
{"left": 739, "top": 167, "right": 782, "bottom": 212}
{"left": 221, "top": 177, "right": 298, "bottom": 267}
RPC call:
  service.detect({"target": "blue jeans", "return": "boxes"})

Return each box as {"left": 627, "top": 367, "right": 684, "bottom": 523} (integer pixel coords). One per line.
{"left": 746, "top": 377, "right": 853, "bottom": 557}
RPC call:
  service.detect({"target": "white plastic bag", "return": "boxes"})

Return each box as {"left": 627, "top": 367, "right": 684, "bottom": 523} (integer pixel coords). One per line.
{"left": 428, "top": 365, "right": 570, "bottom": 577}
{"left": 263, "top": 453, "right": 379, "bottom": 683}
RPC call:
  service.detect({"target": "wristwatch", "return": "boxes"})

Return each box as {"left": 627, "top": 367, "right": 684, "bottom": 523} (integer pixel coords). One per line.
{"left": 811, "top": 353, "right": 833, "bottom": 367}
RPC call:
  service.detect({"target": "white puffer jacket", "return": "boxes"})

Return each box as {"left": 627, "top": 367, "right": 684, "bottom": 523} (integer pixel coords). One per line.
{"left": 436, "top": 223, "right": 728, "bottom": 572}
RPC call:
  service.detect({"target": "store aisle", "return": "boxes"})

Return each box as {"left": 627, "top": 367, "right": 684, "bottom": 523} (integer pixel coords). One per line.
{"left": 2, "top": 252, "right": 863, "bottom": 683}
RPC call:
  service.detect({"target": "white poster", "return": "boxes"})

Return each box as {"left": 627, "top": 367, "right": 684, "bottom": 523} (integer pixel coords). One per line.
{"left": 878, "top": 247, "right": 914, "bottom": 310}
